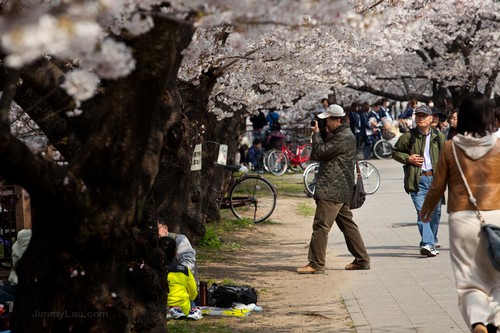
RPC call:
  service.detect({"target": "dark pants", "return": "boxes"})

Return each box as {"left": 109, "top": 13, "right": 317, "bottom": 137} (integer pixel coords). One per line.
{"left": 307, "top": 200, "right": 370, "bottom": 269}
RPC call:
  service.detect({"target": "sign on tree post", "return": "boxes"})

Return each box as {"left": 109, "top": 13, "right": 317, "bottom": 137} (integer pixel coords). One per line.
{"left": 217, "top": 144, "right": 228, "bottom": 166}
{"left": 191, "top": 144, "right": 202, "bottom": 171}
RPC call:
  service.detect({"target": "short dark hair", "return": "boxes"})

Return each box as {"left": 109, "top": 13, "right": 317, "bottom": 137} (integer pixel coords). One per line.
{"left": 253, "top": 138, "right": 261, "bottom": 145}
{"left": 457, "top": 92, "right": 494, "bottom": 136}
{"left": 158, "top": 237, "right": 177, "bottom": 263}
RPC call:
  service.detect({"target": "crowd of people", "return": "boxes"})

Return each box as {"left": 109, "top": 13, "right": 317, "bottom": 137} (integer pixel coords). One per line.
{"left": 238, "top": 109, "right": 286, "bottom": 171}
{"left": 342, "top": 97, "right": 461, "bottom": 160}
{"left": 298, "top": 94, "right": 499, "bottom": 333}
{"left": 2, "top": 94, "right": 499, "bottom": 333}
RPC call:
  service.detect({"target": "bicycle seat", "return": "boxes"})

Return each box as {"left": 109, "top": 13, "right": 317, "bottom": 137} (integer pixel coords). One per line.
{"left": 224, "top": 165, "right": 242, "bottom": 172}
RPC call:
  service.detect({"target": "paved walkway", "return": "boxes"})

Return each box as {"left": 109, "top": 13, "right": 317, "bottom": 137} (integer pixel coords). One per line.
{"left": 330, "top": 158, "right": 469, "bottom": 333}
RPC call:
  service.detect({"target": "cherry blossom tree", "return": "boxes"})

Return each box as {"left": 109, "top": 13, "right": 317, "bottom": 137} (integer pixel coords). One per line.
{"left": 1, "top": 0, "right": 499, "bottom": 331}
{"left": 343, "top": 0, "right": 500, "bottom": 110}
{"left": 1, "top": 1, "right": 197, "bottom": 331}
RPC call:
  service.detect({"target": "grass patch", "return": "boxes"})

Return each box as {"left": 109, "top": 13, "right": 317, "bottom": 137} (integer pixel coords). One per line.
{"left": 168, "top": 320, "right": 254, "bottom": 333}
{"left": 296, "top": 202, "right": 315, "bottom": 217}
{"left": 264, "top": 173, "right": 306, "bottom": 196}
{"left": 199, "top": 227, "right": 222, "bottom": 249}
{"left": 196, "top": 215, "right": 255, "bottom": 263}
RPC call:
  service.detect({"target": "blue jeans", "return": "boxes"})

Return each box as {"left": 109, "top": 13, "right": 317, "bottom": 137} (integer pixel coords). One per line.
{"left": 410, "top": 175, "right": 440, "bottom": 247}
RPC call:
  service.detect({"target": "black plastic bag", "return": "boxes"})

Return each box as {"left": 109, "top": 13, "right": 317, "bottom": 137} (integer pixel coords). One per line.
{"left": 207, "top": 284, "right": 258, "bottom": 308}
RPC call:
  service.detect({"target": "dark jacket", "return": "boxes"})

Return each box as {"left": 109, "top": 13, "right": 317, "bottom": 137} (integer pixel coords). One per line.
{"left": 392, "top": 127, "right": 446, "bottom": 193}
{"left": 312, "top": 124, "right": 356, "bottom": 203}
{"left": 250, "top": 111, "right": 267, "bottom": 129}
{"left": 246, "top": 145, "right": 263, "bottom": 169}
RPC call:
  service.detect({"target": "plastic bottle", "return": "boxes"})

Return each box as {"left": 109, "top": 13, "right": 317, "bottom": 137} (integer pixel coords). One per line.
{"left": 199, "top": 281, "right": 208, "bottom": 306}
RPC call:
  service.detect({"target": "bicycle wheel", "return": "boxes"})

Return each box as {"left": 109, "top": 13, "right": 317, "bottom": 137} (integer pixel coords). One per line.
{"left": 229, "top": 175, "right": 277, "bottom": 223}
{"left": 267, "top": 150, "right": 288, "bottom": 176}
{"left": 299, "top": 144, "right": 313, "bottom": 169}
{"left": 358, "top": 161, "right": 380, "bottom": 194}
{"left": 262, "top": 149, "right": 276, "bottom": 172}
{"left": 373, "top": 140, "right": 393, "bottom": 159}
{"left": 303, "top": 162, "right": 319, "bottom": 197}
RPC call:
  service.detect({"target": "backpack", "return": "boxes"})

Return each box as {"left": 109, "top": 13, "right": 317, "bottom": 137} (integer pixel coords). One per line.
{"left": 207, "top": 284, "right": 258, "bottom": 308}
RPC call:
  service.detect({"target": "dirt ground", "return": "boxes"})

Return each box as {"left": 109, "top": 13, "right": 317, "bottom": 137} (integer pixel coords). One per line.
{"left": 199, "top": 196, "right": 357, "bottom": 333}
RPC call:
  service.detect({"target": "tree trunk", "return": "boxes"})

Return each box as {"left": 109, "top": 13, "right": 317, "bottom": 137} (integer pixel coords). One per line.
{"left": 0, "top": 15, "right": 194, "bottom": 333}
{"left": 177, "top": 74, "right": 247, "bottom": 225}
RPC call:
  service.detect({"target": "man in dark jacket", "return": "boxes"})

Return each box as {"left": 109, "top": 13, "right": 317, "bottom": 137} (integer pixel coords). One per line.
{"left": 297, "top": 104, "right": 371, "bottom": 274}
{"left": 392, "top": 105, "right": 446, "bottom": 257}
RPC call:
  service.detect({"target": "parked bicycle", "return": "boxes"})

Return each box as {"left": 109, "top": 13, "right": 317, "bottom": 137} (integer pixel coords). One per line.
{"left": 303, "top": 160, "right": 380, "bottom": 197}
{"left": 204, "top": 142, "right": 277, "bottom": 223}
{"left": 372, "top": 135, "right": 400, "bottom": 159}
{"left": 266, "top": 143, "right": 313, "bottom": 176}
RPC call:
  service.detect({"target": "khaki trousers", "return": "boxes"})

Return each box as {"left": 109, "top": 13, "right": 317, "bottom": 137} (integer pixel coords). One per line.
{"left": 308, "top": 199, "right": 370, "bottom": 269}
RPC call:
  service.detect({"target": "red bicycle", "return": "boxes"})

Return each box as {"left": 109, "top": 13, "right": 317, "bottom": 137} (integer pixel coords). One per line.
{"left": 266, "top": 143, "right": 313, "bottom": 176}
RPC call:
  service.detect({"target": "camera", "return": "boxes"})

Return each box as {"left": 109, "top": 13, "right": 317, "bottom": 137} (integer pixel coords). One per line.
{"left": 310, "top": 120, "right": 317, "bottom": 127}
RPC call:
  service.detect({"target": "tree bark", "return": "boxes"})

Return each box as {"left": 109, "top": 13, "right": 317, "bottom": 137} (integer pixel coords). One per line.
{"left": 0, "top": 14, "right": 194, "bottom": 333}
{"left": 178, "top": 73, "right": 247, "bottom": 225}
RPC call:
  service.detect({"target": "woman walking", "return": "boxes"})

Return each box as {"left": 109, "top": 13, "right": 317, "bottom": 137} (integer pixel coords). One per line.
{"left": 420, "top": 92, "right": 500, "bottom": 333}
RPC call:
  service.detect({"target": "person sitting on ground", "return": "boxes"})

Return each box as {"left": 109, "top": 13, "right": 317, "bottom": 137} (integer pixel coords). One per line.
{"left": 159, "top": 237, "right": 202, "bottom": 320}
{"left": 157, "top": 217, "right": 198, "bottom": 285}
{"left": 0, "top": 229, "right": 32, "bottom": 305}
{"left": 246, "top": 138, "right": 263, "bottom": 171}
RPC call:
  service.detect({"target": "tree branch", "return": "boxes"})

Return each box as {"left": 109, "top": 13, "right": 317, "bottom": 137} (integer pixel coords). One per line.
{"left": 484, "top": 68, "right": 499, "bottom": 98}
{"left": 212, "top": 47, "right": 263, "bottom": 77}
{"left": 346, "top": 83, "right": 431, "bottom": 102}
{"left": 0, "top": 68, "right": 19, "bottom": 123}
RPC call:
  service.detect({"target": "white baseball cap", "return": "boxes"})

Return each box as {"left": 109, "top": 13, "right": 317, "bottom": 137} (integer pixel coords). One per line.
{"left": 317, "top": 104, "right": 345, "bottom": 118}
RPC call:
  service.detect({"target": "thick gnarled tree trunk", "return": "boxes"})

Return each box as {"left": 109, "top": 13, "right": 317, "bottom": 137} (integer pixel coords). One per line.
{"left": 0, "top": 15, "right": 194, "bottom": 333}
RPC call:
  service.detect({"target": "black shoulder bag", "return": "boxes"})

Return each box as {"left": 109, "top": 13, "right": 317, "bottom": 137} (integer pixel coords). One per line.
{"left": 350, "top": 160, "right": 366, "bottom": 209}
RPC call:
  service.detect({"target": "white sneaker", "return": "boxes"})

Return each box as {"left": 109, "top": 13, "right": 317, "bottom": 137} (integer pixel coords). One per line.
{"left": 167, "top": 306, "right": 186, "bottom": 319}
{"left": 187, "top": 308, "right": 203, "bottom": 320}
{"left": 420, "top": 245, "right": 439, "bottom": 257}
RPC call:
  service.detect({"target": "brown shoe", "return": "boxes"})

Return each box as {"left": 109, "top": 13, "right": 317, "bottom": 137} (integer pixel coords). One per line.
{"left": 345, "top": 263, "right": 370, "bottom": 270}
{"left": 297, "top": 264, "right": 325, "bottom": 274}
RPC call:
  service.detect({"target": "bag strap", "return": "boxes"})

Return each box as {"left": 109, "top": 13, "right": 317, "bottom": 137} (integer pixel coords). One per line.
{"left": 355, "top": 160, "right": 361, "bottom": 176}
{"left": 451, "top": 141, "right": 486, "bottom": 224}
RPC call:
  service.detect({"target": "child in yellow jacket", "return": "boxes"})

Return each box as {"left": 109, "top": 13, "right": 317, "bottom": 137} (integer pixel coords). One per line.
{"left": 159, "top": 237, "right": 201, "bottom": 320}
